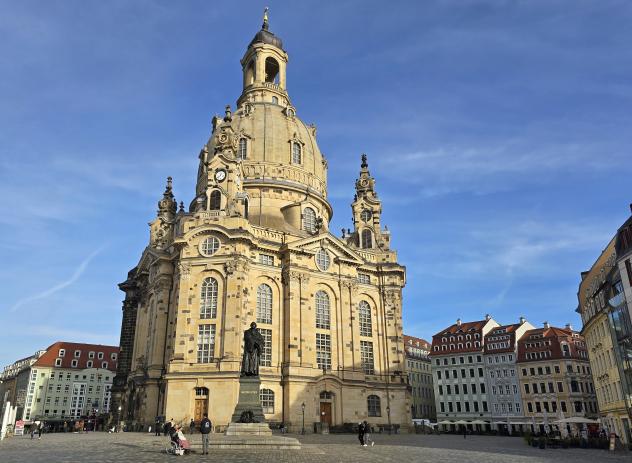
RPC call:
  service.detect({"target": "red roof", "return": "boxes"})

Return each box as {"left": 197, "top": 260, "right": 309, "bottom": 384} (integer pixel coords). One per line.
{"left": 484, "top": 323, "right": 521, "bottom": 354}
{"left": 33, "top": 342, "right": 119, "bottom": 372}
{"left": 403, "top": 335, "right": 431, "bottom": 359}
{"left": 429, "top": 319, "right": 489, "bottom": 355}
{"left": 516, "top": 327, "right": 588, "bottom": 363}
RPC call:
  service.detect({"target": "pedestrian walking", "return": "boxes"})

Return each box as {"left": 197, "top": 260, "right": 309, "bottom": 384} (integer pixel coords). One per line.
{"left": 363, "top": 421, "right": 374, "bottom": 447}
{"left": 200, "top": 413, "right": 212, "bottom": 455}
{"left": 30, "top": 426, "right": 35, "bottom": 440}
{"left": 357, "top": 422, "right": 365, "bottom": 446}
{"left": 154, "top": 417, "right": 161, "bottom": 436}
{"left": 189, "top": 418, "right": 195, "bottom": 434}
{"left": 37, "top": 423, "right": 42, "bottom": 440}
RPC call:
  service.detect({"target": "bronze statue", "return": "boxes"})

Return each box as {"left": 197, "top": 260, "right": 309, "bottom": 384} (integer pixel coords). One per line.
{"left": 241, "top": 322, "right": 264, "bottom": 376}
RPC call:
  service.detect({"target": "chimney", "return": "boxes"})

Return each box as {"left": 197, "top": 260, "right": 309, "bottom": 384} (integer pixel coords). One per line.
{"left": 629, "top": 203, "right": 632, "bottom": 214}
{"left": 456, "top": 318, "right": 462, "bottom": 326}
{"left": 485, "top": 314, "right": 491, "bottom": 321}
{"left": 519, "top": 316, "right": 526, "bottom": 325}
{"left": 565, "top": 323, "right": 573, "bottom": 331}
{"left": 543, "top": 321, "right": 550, "bottom": 329}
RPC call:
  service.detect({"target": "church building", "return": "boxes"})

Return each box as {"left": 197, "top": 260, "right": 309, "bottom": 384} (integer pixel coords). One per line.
{"left": 111, "top": 12, "right": 409, "bottom": 432}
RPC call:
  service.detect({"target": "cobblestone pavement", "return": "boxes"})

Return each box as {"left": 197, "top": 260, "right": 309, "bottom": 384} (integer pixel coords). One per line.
{"left": 0, "top": 432, "right": 629, "bottom": 463}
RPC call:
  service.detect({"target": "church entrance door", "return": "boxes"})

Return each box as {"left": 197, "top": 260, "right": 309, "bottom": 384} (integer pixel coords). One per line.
{"left": 320, "top": 402, "right": 332, "bottom": 426}
{"left": 194, "top": 387, "right": 209, "bottom": 423}
{"left": 194, "top": 398, "right": 208, "bottom": 422}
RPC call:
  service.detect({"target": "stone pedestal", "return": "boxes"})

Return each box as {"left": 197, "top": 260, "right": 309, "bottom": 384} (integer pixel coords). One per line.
{"left": 225, "top": 422, "right": 272, "bottom": 436}
{"left": 230, "top": 376, "right": 266, "bottom": 424}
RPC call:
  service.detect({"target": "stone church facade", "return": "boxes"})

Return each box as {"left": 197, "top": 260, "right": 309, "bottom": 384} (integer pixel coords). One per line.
{"left": 111, "top": 14, "right": 409, "bottom": 432}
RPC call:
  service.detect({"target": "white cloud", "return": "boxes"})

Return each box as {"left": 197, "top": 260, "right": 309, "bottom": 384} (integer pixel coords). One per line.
{"left": 9, "top": 245, "right": 106, "bottom": 312}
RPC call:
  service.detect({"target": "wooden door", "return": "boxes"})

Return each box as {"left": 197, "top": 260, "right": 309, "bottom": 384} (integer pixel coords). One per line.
{"left": 194, "top": 399, "right": 208, "bottom": 423}
{"left": 320, "top": 402, "right": 332, "bottom": 426}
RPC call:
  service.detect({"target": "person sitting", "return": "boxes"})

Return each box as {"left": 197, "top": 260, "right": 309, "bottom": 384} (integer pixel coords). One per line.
{"left": 173, "top": 425, "right": 191, "bottom": 451}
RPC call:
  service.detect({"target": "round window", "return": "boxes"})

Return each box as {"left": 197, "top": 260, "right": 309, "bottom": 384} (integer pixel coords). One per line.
{"left": 361, "top": 209, "right": 372, "bottom": 222}
{"left": 199, "top": 236, "right": 220, "bottom": 256}
{"left": 315, "top": 248, "right": 330, "bottom": 271}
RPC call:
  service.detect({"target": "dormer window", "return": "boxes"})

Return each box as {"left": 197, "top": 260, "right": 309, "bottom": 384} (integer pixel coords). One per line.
{"left": 238, "top": 138, "right": 247, "bottom": 160}
{"left": 98, "top": 352, "right": 104, "bottom": 359}
{"left": 87, "top": 360, "right": 93, "bottom": 368}
{"left": 58, "top": 349, "right": 65, "bottom": 357}
{"left": 292, "top": 142, "right": 302, "bottom": 164}
{"left": 74, "top": 350, "right": 81, "bottom": 358}
{"left": 303, "top": 207, "right": 316, "bottom": 233}
{"left": 88, "top": 352, "right": 95, "bottom": 359}
{"left": 71, "top": 359, "right": 78, "bottom": 368}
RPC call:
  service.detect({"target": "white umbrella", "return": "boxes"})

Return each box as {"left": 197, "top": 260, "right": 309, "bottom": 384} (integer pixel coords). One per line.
{"left": 558, "top": 409, "right": 567, "bottom": 438}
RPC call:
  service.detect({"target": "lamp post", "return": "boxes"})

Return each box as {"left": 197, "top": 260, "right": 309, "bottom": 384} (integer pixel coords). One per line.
{"left": 117, "top": 406, "right": 122, "bottom": 433}
{"left": 386, "top": 406, "right": 391, "bottom": 435}
{"left": 301, "top": 402, "right": 305, "bottom": 435}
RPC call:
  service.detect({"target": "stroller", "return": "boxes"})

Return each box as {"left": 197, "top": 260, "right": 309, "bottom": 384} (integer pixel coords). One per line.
{"left": 166, "top": 427, "right": 191, "bottom": 456}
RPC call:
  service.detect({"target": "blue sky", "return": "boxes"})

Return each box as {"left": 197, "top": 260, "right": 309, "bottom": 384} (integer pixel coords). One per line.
{"left": 1, "top": 0, "right": 631, "bottom": 367}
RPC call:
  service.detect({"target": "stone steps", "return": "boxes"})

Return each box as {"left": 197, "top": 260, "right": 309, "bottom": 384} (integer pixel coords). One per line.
{"left": 185, "top": 435, "right": 301, "bottom": 450}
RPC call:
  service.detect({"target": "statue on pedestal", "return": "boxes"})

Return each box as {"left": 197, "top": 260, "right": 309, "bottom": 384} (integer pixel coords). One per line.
{"left": 241, "top": 322, "right": 264, "bottom": 377}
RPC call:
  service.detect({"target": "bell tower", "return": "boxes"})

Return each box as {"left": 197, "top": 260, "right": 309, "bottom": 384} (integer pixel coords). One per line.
{"left": 347, "top": 154, "right": 392, "bottom": 251}
{"left": 237, "top": 8, "right": 290, "bottom": 107}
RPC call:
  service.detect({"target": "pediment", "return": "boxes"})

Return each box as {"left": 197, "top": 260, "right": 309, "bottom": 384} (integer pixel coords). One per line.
{"left": 285, "top": 232, "right": 364, "bottom": 265}
{"left": 136, "top": 246, "right": 162, "bottom": 273}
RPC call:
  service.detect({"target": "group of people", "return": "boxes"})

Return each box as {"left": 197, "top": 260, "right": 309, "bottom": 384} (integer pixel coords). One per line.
{"left": 160, "top": 414, "right": 213, "bottom": 455}
{"left": 357, "top": 421, "right": 374, "bottom": 447}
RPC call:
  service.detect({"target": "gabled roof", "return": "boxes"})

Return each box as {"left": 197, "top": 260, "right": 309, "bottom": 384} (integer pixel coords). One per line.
{"left": 33, "top": 342, "right": 119, "bottom": 372}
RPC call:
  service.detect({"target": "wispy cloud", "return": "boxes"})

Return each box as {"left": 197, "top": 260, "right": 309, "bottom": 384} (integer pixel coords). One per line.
{"left": 9, "top": 245, "right": 106, "bottom": 312}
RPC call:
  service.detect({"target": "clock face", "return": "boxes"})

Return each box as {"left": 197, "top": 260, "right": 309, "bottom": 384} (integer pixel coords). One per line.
{"left": 361, "top": 209, "right": 372, "bottom": 222}
{"left": 215, "top": 169, "right": 227, "bottom": 182}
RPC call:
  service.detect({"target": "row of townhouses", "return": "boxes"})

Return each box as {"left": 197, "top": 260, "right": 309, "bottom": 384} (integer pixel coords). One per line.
{"left": 576, "top": 205, "right": 632, "bottom": 444}
{"left": 429, "top": 315, "right": 597, "bottom": 434}
{"left": 0, "top": 342, "right": 119, "bottom": 429}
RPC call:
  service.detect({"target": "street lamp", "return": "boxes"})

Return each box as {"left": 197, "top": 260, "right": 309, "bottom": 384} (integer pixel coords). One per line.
{"left": 301, "top": 402, "right": 305, "bottom": 435}
{"left": 386, "top": 406, "right": 391, "bottom": 435}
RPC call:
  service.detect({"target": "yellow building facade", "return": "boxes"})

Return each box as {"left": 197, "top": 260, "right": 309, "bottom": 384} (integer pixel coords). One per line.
{"left": 111, "top": 15, "right": 409, "bottom": 433}
{"left": 578, "top": 238, "right": 629, "bottom": 443}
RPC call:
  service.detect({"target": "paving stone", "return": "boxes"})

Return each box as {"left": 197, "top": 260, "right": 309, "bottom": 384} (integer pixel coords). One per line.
{"left": 0, "top": 432, "right": 628, "bottom": 463}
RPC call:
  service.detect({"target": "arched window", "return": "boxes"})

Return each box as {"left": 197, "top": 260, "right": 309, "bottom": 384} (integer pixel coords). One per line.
{"left": 265, "top": 57, "right": 279, "bottom": 84}
{"left": 315, "top": 248, "right": 330, "bottom": 271}
{"left": 210, "top": 190, "right": 221, "bottom": 210}
{"left": 238, "top": 138, "right": 247, "bottom": 160}
{"left": 292, "top": 142, "right": 302, "bottom": 164}
{"left": 359, "top": 301, "right": 372, "bottom": 337}
{"left": 361, "top": 229, "right": 373, "bottom": 249}
{"left": 260, "top": 388, "right": 274, "bottom": 414}
{"left": 195, "top": 387, "right": 209, "bottom": 397}
{"left": 245, "top": 60, "right": 255, "bottom": 86}
{"left": 200, "top": 277, "right": 218, "bottom": 319}
{"left": 315, "top": 290, "right": 330, "bottom": 329}
{"left": 256, "top": 284, "right": 273, "bottom": 324}
{"left": 367, "top": 395, "right": 381, "bottom": 417}
{"left": 303, "top": 207, "right": 316, "bottom": 233}
{"left": 271, "top": 96, "right": 278, "bottom": 104}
